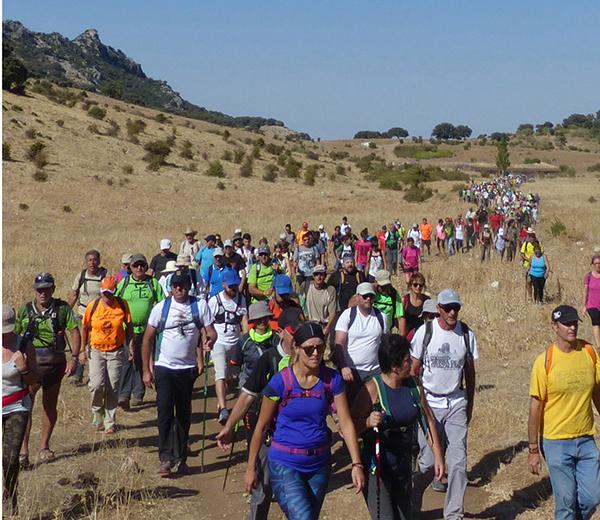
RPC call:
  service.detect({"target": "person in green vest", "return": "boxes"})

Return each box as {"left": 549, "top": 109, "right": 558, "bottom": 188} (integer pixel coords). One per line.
{"left": 373, "top": 270, "right": 404, "bottom": 332}
{"left": 115, "top": 253, "right": 163, "bottom": 409}
{"left": 385, "top": 224, "right": 401, "bottom": 275}
{"left": 248, "top": 245, "right": 280, "bottom": 304}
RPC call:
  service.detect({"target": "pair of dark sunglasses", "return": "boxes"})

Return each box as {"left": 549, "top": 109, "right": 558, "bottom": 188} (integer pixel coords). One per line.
{"left": 300, "top": 344, "right": 326, "bottom": 357}
{"left": 439, "top": 303, "right": 461, "bottom": 313}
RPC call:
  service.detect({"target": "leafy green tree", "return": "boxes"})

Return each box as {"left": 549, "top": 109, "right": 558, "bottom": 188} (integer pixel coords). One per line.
{"left": 517, "top": 123, "right": 534, "bottom": 135}
{"left": 496, "top": 139, "right": 510, "bottom": 174}
{"left": 453, "top": 125, "right": 472, "bottom": 139}
{"left": 2, "top": 42, "right": 28, "bottom": 94}
{"left": 100, "top": 80, "right": 123, "bottom": 99}
{"left": 431, "top": 122, "right": 455, "bottom": 140}
{"left": 353, "top": 130, "right": 383, "bottom": 139}
{"left": 387, "top": 127, "right": 409, "bottom": 139}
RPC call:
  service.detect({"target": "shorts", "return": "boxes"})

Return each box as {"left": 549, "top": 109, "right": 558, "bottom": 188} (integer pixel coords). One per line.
{"left": 36, "top": 358, "right": 67, "bottom": 387}
{"left": 588, "top": 308, "right": 600, "bottom": 327}
{"left": 211, "top": 342, "right": 239, "bottom": 381}
{"left": 422, "top": 239, "right": 431, "bottom": 247}
{"left": 402, "top": 266, "right": 418, "bottom": 275}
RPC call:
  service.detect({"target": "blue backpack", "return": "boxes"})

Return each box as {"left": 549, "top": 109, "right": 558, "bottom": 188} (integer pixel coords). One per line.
{"left": 156, "top": 296, "right": 203, "bottom": 334}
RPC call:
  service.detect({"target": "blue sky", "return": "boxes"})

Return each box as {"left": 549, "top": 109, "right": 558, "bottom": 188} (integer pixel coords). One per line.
{"left": 4, "top": 1, "right": 599, "bottom": 139}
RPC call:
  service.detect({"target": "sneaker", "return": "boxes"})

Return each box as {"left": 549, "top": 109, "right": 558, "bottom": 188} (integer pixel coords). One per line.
{"left": 158, "top": 460, "right": 172, "bottom": 478}
{"left": 431, "top": 478, "right": 447, "bottom": 492}
{"left": 130, "top": 396, "right": 143, "bottom": 407}
{"left": 92, "top": 413, "right": 104, "bottom": 431}
{"left": 176, "top": 461, "right": 191, "bottom": 475}
{"left": 118, "top": 399, "right": 130, "bottom": 411}
{"left": 218, "top": 408, "right": 230, "bottom": 425}
{"left": 70, "top": 376, "right": 83, "bottom": 386}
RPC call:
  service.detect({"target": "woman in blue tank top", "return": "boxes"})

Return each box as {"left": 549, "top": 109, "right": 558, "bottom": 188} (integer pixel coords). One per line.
{"left": 528, "top": 243, "right": 550, "bottom": 304}
{"left": 352, "top": 334, "right": 444, "bottom": 520}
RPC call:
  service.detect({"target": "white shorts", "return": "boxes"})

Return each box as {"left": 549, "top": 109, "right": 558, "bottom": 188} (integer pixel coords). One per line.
{"left": 211, "top": 341, "right": 239, "bottom": 381}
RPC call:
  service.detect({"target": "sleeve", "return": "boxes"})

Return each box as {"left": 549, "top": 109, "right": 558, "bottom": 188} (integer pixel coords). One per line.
{"left": 263, "top": 371, "right": 284, "bottom": 401}
{"left": 395, "top": 293, "right": 404, "bottom": 318}
{"left": 410, "top": 324, "right": 426, "bottom": 359}
{"left": 240, "top": 295, "right": 248, "bottom": 314}
{"left": 331, "top": 371, "right": 345, "bottom": 396}
{"left": 82, "top": 302, "right": 93, "bottom": 328}
{"left": 147, "top": 302, "right": 163, "bottom": 328}
{"left": 231, "top": 337, "right": 244, "bottom": 366}
{"left": 71, "top": 273, "right": 81, "bottom": 292}
{"left": 247, "top": 264, "right": 257, "bottom": 285}
{"left": 207, "top": 296, "right": 218, "bottom": 317}
{"left": 14, "top": 305, "right": 28, "bottom": 335}
{"left": 529, "top": 354, "right": 547, "bottom": 401}
{"left": 153, "top": 279, "right": 164, "bottom": 302}
{"left": 149, "top": 255, "right": 158, "bottom": 271}
{"left": 469, "top": 330, "right": 480, "bottom": 361}
{"left": 199, "top": 299, "right": 214, "bottom": 326}
{"left": 122, "top": 301, "right": 132, "bottom": 324}
{"left": 335, "top": 309, "right": 351, "bottom": 333}
{"left": 326, "top": 287, "right": 337, "bottom": 315}
{"left": 194, "top": 246, "right": 204, "bottom": 264}
{"left": 65, "top": 307, "right": 79, "bottom": 331}
{"left": 242, "top": 355, "right": 270, "bottom": 396}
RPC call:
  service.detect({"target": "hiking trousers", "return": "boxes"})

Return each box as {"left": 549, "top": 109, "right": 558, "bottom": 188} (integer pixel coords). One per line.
{"left": 118, "top": 333, "right": 145, "bottom": 402}
{"left": 413, "top": 400, "right": 468, "bottom": 520}
{"left": 246, "top": 443, "right": 272, "bottom": 520}
{"left": 88, "top": 346, "right": 125, "bottom": 429}
{"left": 2, "top": 411, "right": 28, "bottom": 516}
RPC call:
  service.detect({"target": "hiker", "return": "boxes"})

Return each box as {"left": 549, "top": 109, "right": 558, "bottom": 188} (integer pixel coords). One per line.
{"left": 355, "top": 228, "right": 373, "bottom": 272}
{"left": 401, "top": 237, "right": 420, "bottom": 284}
{"left": 399, "top": 273, "right": 430, "bottom": 340}
{"left": 223, "top": 239, "right": 247, "bottom": 291}
{"left": 217, "top": 308, "right": 303, "bottom": 520}
{"left": 294, "top": 232, "right": 321, "bottom": 286}
{"left": 208, "top": 270, "right": 248, "bottom": 424}
{"left": 158, "top": 261, "right": 179, "bottom": 296}
{"left": 195, "top": 234, "right": 218, "bottom": 280}
{"left": 327, "top": 254, "right": 366, "bottom": 313}
{"left": 411, "top": 289, "right": 479, "bottom": 520}
{"left": 248, "top": 245, "right": 278, "bottom": 303}
{"left": 334, "top": 282, "right": 387, "bottom": 403}
{"left": 454, "top": 216, "right": 465, "bottom": 253}
{"left": 245, "top": 322, "right": 365, "bottom": 519}
{"left": 479, "top": 224, "right": 493, "bottom": 262}
{"left": 352, "top": 334, "right": 444, "bottom": 520}
{"left": 420, "top": 218, "right": 433, "bottom": 256}
{"left": 142, "top": 269, "right": 216, "bottom": 477}
{"left": 465, "top": 218, "right": 475, "bottom": 252}
{"left": 304, "top": 265, "right": 337, "bottom": 340}
{"left": 521, "top": 229, "right": 543, "bottom": 300}
{"left": 385, "top": 224, "right": 401, "bottom": 275}
{"left": 318, "top": 224, "right": 330, "bottom": 264}
{"left": 116, "top": 254, "right": 163, "bottom": 409}
{"left": 495, "top": 227, "right": 506, "bottom": 260}
{"left": 81, "top": 276, "right": 133, "bottom": 434}
{"left": 272, "top": 241, "right": 294, "bottom": 279}
{"left": 160, "top": 255, "right": 204, "bottom": 298}
{"left": 436, "top": 219, "right": 446, "bottom": 255}
{"left": 407, "top": 223, "right": 421, "bottom": 251}
{"left": 3, "top": 305, "right": 38, "bottom": 517}
{"left": 268, "top": 275, "right": 304, "bottom": 329}
{"left": 67, "top": 249, "right": 107, "bottom": 384}
{"left": 179, "top": 227, "right": 200, "bottom": 259}
{"left": 296, "top": 221, "right": 310, "bottom": 245}
{"left": 207, "top": 248, "right": 236, "bottom": 298}
{"left": 340, "top": 216, "right": 351, "bottom": 235}
{"left": 115, "top": 253, "right": 132, "bottom": 283}
{"left": 283, "top": 223, "right": 296, "bottom": 251}
{"left": 368, "top": 237, "right": 386, "bottom": 281}
{"left": 527, "top": 305, "right": 600, "bottom": 519}
{"left": 528, "top": 244, "right": 550, "bottom": 304}
{"left": 16, "top": 273, "right": 81, "bottom": 467}
{"left": 583, "top": 254, "right": 600, "bottom": 349}
{"left": 373, "top": 270, "right": 404, "bottom": 333}
{"left": 149, "top": 239, "right": 177, "bottom": 279}
{"left": 444, "top": 217, "right": 455, "bottom": 257}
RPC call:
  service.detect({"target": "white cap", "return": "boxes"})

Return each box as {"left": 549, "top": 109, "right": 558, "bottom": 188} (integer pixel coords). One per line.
{"left": 318, "top": 224, "right": 324, "bottom": 230}
{"left": 234, "top": 228, "right": 242, "bottom": 235}
{"left": 160, "top": 239, "right": 172, "bottom": 250}
{"left": 356, "top": 282, "right": 376, "bottom": 296}
{"left": 213, "top": 247, "right": 224, "bottom": 257}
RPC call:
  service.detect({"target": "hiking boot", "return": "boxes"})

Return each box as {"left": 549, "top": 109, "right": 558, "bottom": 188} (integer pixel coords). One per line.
{"left": 218, "top": 408, "right": 230, "bottom": 425}
{"left": 118, "top": 399, "right": 130, "bottom": 411}
{"left": 175, "top": 461, "right": 191, "bottom": 475}
{"left": 92, "top": 412, "right": 104, "bottom": 431}
{"left": 431, "top": 478, "right": 447, "bottom": 492}
{"left": 130, "top": 396, "right": 143, "bottom": 407}
{"left": 158, "top": 460, "right": 172, "bottom": 478}
{"left": 69, "top": 376, "right": 84, "bottom": 386}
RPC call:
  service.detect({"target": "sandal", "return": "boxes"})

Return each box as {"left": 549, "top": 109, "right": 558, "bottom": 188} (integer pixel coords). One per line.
{"left": 19, "top": 453, "right": 30, "bottom": 469}
{"left": 38, "top": 449, "right": 56, "bottom": 463}
{"left": 104, "top": 426, "right": 116, "bottom": 435}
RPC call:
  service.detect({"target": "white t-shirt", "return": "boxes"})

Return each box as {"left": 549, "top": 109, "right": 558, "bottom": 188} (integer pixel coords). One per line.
{"left": 410, "top": 319, "right": 479, "bottom": 408}
{"left": 408, "top": 229, "right": 421, "bottom": 248}
{"left": 208, "top": 291, "right": 247, "bottom": 347}
{"left": 340, "top": 223, "right": 351, "bottom": 235}
{"left": 148, "top": 297, "right": 213, "bottom": 370}
{"left": 335, "top": 307, "right": 387, "bottom": 376}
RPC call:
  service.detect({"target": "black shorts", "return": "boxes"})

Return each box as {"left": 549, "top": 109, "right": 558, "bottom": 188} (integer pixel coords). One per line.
{"left": 36, "top": 359, "right": 67, "bottom": 387}
{"left": 588, "top": 308, "right": 600, "bottom": 327}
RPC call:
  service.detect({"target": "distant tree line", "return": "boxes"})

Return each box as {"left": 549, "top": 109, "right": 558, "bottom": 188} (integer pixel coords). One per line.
{"left": 353, "top": 127, "right": 409, "bottom": 139}
{"left": 430, "top": 122, "right": 472, "bottom": 140}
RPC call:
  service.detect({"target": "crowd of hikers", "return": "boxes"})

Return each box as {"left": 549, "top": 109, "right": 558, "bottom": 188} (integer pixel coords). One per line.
{"left": 3, "top": 177, "right": 600, "bottom": 520}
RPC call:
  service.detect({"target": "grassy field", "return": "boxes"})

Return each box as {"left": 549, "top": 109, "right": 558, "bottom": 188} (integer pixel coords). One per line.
{"left": 2, "top": 87, "right": 600, "bottom": 519}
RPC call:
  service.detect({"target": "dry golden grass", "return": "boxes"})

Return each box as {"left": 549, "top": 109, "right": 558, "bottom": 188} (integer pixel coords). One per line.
{"left": 2, "top": 87, "right": 600, "bottom": 519}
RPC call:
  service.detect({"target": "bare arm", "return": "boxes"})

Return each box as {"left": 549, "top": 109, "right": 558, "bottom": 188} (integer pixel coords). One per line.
{"left": 335, "top": 390, "right": 366, "bottom": 493}
{"left": 527, "top": 397, "right": 544, "bottom": 475}
{"left": 142, "top": 325, "right": 156, "bottom": 387}
{"left": 216, "top": 391, "right": 256, "bottom": 450}
{"left": 399, "top": 316, "right": 407, "bottom": 337}
{"left": 592, "top": 383, "right": 600, "bottom": 416}
{"left": 67, "top": 290, "right": 78, "bottom": 308}
{"left": 245, "top": 397, "right": 279, "bottom": 492}
{"left": 410, "top": 356, "right": 421, "bottom": 378}
{"left": 351, "top": 380, "right": 378, "bottom": 435}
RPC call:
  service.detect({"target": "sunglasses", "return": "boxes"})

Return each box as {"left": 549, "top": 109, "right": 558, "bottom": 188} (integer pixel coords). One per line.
{"left": 132, "top": 263, "right": 147, "bottom": 269}
{"left": 360, "top": 293, "right": 375, "bottom": 300}
{"left": 300, "top": 344, "right": 326, "bottom": 357}
{"left": 412, "top": 283, "right": 424, "bottom": 288}
{"left": 314, "top": 272, "right": 326, "bottom": 277}
{"left": 439, "top": 303, "right": 461, "bottom": 313}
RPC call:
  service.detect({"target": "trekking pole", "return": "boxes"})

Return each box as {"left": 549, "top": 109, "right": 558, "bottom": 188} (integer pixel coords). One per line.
{"left": 200, "top": 351, "right": 210, "bottom": 472}
{"left": 222, "top": 420, "right": 239, "bottom": 491}
{"left": 372, "top": 403, "right": 383, "bottom": 520}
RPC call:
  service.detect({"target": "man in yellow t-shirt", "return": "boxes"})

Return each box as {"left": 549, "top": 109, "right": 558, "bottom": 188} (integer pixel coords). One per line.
{"left": 527, "top": 305, "right": 600, "bottom": 519}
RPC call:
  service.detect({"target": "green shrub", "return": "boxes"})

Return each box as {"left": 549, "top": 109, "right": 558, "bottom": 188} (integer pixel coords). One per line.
{"left": 263, "top": 163, "right": 279, "bottom": 182}
{"left": 404, "top": 185, "right": 433, "bottom": 202}
{"left": 88, "top": 106, "right": 107, "bottom": 120}
{"left": 588, "top": 196, "right": 597, "bottom": 203}
{"left": 122, "top": 164, "right": 134, "bottom": 175}
{"left": 330, "top": 150, "right": 349, "bottom": 160}
{"left": 26, "top": 141, "right": 48, "bottom": 168}
{"left": 143, "top": 140, "right": 172, "bottom": 170}
{"left": 463, "top": 142, "right": 471, "bottom": 150}
{"left": 587, "top": 163, "right": 600, "bottom": 172}
{"left": 126, "top": 119, "right": 146, "bottom": 143}
{"left": 18, "top": 203, "right": 29, "bottom": 211}
{"left": 558, "top": 164, "right": 576, "bottom": 177}
{"left": 368, "top": 142, "right": 377, "bottom": 149}
{"left": 180, "top": 140, "right": 194, "bottom": 159}
{"left": 284, "top": 158, "right": 302, "bottom": 178}
{"left": 523, "top": 157, "right": 541, "bottom": 164}
{"left": 335, "top": 164, "right": 345, "bottom": 177}
{"left": 233, "top": 148, "right": 246, "bottom": 164}
{"left": 265, "top": 143, "right": 284, "bottom": 155}
{"left": 63, "top": 205, "right": 72, "bottom": 213}
{"left": 155, "top": 113, "right": 168, "bottom": 124}
{"left": 222, "top": 149, "right": 233, "bottom": 162}
{"left": 3, "top": 143, "right": 11, "bottom": 161}
{"left": 304, "top": 165, "right": 318, "bottom": 185}
{"left": 206, "top": 160, "right": 225, "bottom": 178}
{"left": 305, "top": 150, "right": 319, "bottom": 160}
{"left": 549, "top": 218, "right": 566, "bottom": 237}
{"left": 105, "top": 120, "right": 120, "bottom": 137}
{"left": 222, "top": 130, "right": 231, "bottom": 142}
{"left": 240, "top": 157, "right": 254, "bottom": 177}
{"left": 393, "top": 144, "right": 453, "bottom": 160}
{"left": 252, "top": 146, "right": 261, "bottom": 159}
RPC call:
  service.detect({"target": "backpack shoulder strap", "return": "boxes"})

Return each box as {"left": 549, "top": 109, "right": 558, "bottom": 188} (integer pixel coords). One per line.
{"left": 115, "top": 297, "right": 127, "bottom": 315}
{"left": 460, "top": 321, "right": 472, "bottom": 359}
{"left": 348, "top": 306, "right": 358, "bottom": 329}
{"left": 116, "top": 275, "right": 130, "bottom": 297}
{"left": 77, "top": 269, "right": 87, "bottom": 291}
{"left": 320, "top": 366, "right": 335, "bottom": 405}
{"left": 373, "top": 374, "right": 390, "bottom": 414}
{"left": 584, "top": 344, "right": 597, "bottom": 365}
{"left": 147, "top": 277, "right": 158, "bottom": 302}
{"left": 190, "top": 297, "right": 202, "bottom": 330}
{"left": 88, "top": 297, "right": 102, "bottom": 323}
{"left": 420, "top": 319, "right": 434, "bottom": 362}
{"left": 544, "top": 344, "right": 554, "bottom": 375}
{"left": 373, "top": 307, "right": 385, "bottom": 331}
{"left": 157, "top": 297, "right": 173, "bottom": 334}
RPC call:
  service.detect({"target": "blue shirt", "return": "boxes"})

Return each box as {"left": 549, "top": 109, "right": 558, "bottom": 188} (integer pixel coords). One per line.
{"left": 207, "top": 265, "right": 234, "bottom": 297}
{"left": 529, "top": 254, "right": 546, "bottom": 278}
{"left": 195, "top": 245, "right": 216, "bottom": 279}
{"left": 265, "top": 367, "right": 344, "bottom": 472}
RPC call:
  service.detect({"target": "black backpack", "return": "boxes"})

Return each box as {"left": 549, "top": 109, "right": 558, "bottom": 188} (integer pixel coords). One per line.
{"left": 76, "top": 267, "right": 108, "bottom": 294}
{"left": 24, "top": 299, "right": 70, "bottom": 350}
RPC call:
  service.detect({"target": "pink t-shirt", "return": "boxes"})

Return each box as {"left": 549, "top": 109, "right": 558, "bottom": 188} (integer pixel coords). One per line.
{"left": 402, "top": 246, "right": 420, "bottom": 269}
{"left": 436, "top": 224, "right": 445, "bottom": 240}
{"left": 355, "top": 240, "right": 372, "bottom": 266}
{"left": 585, "top": 272, "right": 600, "bottom": 310}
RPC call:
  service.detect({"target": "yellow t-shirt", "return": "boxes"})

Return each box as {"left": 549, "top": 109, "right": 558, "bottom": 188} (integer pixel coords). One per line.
{"left": 529, "top": 341, "right": 600, "bottom": 440}
{"left": 520, "top": 240, "right": 543, "bottom": 268}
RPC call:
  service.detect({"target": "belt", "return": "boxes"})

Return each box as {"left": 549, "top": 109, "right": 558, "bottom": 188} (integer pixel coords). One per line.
{"left": 3, "top": 387, "right": 29, "bottom": 407}
{"left": 270, "top": 440, "right": 330, "bottom": 457}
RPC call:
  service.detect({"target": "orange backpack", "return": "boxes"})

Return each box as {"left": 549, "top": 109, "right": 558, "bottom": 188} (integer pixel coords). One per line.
{"left": 544, "top": 342, "right": 597, "bottom": 375}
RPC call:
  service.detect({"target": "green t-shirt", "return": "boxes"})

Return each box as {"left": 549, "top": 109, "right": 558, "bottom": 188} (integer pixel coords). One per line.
{"left": 15, "top": 299, "right": 79, "bottom": 352}
{"left": 248, "top": 263, "right": 276, "bottom": 303}
{"left": 116, "top": 276, "right": 163, "bottom": 333}
{"left": 374, "top": 291, "right": 404, "bottom": 332}
{"left": 385, "top": 230, "right": 399, "bottom": 248}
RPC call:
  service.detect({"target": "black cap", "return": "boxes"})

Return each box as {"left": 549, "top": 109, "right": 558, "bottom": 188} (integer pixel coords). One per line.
{"left": 171, "top": 269, "right": 191, "bottom": 286}
{"left": 293, "top": 321, "right": 325, "bottom": 345}
{"left": 33, "top": 272, "right": 55, "bottom": 289}
{"left": 205, "top": 234, "right": 216, "bottom": 242}
{"left": 551, "top": 305, "right": 581, "bottom": 324}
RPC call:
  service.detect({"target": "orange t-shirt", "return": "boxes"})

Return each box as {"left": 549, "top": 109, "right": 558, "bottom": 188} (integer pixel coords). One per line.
{"left": 83, "top": 298, "right": 131, "bottom": 351}
{"left": 420, "top": 223, "right": 433, "bottom": 241}
{"left": 296, "top": 229, "right": 309, "bottom": 245}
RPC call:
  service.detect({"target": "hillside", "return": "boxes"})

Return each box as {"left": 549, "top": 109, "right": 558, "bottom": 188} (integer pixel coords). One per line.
{"left": 3, "top": 85, "right": 600, "bottom": 520}
{"left": 2, "top": 20, "right": 286, "bottom": 130}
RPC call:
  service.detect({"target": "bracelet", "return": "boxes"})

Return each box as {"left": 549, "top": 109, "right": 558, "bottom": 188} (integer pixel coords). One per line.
{"left": 528, "top": 447, "right": 540, "bottom": 454}
{"left": 351, "top": 463, "right": 364, "bottom": 469}
{"left": 528, "top": 442, "right": 538, "bottom": 447}
{"left": 19, "top": 369, "right": 31, "bottom": 376}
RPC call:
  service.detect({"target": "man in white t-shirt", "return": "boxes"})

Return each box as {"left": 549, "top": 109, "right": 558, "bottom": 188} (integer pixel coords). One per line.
{"left": 410, "top": 289, "right": 479, "bottom": 520}
{"left": 207, "top": 270, "right": 248, "bottom": 425}
{"left": 334, "top": 282, "right": 386, "bottom": 403}
{"left": 142, "top": 269, "right": 217, "bottom": 478}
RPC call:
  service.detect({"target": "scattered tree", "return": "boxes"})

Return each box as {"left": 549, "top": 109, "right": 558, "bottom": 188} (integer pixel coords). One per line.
{"left": 496, "top": 138, "right": 510, "bottom": 174}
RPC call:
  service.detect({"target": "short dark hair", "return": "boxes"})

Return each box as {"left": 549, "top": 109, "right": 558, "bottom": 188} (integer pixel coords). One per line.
{"left": 243, "top": 233, "right": 251, "bottom": 241}
{"left": 378, "top": 334, "right": 411, "bottom": 373}
{"left": 85, "top": 249, "right": 100, "bottom": 260}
